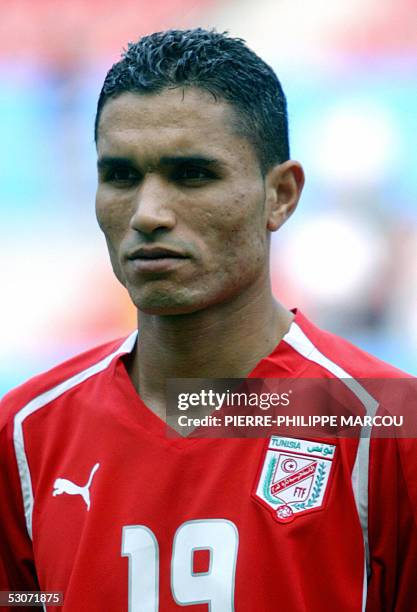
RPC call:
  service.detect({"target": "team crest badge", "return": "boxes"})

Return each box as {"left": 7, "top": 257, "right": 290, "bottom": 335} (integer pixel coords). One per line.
{"left": 253, "top": 436, "right": 336, "bottom": 523}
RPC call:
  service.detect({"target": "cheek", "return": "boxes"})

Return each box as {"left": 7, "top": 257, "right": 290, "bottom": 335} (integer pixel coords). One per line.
{"left": 199, "top": 192, "right": 267, "bottom": 272}
{"left": 95, "top": 193, "right": 129, "bottom": 283}
{"left": 95, "top": 192, "right": 128, "bottom": 241}
{"left": 213, "top": 193, "right": 266, "bottom": 248}
{"left": 95, "top": 192, "right": 111, "bottom": 233}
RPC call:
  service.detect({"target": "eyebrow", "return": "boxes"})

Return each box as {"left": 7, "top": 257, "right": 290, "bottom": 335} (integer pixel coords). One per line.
{"left": 97, "top": 155, "right": 223, "bottom": 171}
{"left": 159, "top": 155, "right": 221, "bottom": 167}
{"left": 97, "top": 156, "right": 135, "bottom": 171}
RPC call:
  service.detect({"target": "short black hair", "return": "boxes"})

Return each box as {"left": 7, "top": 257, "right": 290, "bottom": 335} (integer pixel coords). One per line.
{"left": 95, "top": 28, "right": 290, "bottom": 173}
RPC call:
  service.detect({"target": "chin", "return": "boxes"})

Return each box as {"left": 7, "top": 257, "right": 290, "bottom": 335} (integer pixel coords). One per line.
{"left": 139, "top": 305, "right": 202, "bottom": 316}
{"left": 130, "top": 287, "right": 206, "bottom": 316}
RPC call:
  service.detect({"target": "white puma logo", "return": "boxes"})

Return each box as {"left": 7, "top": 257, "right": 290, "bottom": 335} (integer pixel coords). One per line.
{"left": 52, "top": 463, "right": 100, "bottom": 510}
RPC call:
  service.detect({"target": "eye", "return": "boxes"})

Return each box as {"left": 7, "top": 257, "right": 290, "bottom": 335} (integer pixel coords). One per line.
{"left": 174, "top": 166, "right": 216, "bottom": 184}
{"left": 103, "top": 166, "right": 140, "bottom": 185}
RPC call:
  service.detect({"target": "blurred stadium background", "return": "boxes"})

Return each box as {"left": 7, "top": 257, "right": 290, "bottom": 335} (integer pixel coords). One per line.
{"left": 1, "top": 0, "right": 416, "bottom": 395}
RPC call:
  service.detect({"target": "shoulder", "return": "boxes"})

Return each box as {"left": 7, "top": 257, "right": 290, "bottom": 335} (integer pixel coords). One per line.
{"left": 0, "top": 333, "right": 137, "bottom": 431}
{"left": 287, "top": 310, "right": 411, "bottom": 380}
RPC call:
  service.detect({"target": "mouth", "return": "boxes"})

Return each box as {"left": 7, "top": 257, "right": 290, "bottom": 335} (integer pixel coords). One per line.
{"left": 126, "top": 246, "right": 189, "bottom": 274}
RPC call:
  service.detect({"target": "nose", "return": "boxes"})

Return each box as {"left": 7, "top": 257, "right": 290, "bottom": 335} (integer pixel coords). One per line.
{"left": 130, "top": 174, "right": 176, "bottom": 234}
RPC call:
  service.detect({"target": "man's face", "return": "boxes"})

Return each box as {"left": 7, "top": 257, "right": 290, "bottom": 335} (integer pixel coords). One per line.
{"left": 95, "top": 87, "right": 272, "bottom": 315}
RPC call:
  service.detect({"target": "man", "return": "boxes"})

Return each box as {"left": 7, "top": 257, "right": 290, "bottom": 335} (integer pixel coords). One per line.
{"left": 0, "top": 28, "right": 416, "bottom": 611}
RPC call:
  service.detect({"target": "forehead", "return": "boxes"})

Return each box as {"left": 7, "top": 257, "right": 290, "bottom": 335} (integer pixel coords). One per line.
{"left": 96, "top": 87, "right": 257, "bottom": 165}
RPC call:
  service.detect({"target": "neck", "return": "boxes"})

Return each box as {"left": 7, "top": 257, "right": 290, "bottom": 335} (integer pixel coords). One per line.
{"left": 126, "top": 281, "right": 294, "bottom": 413}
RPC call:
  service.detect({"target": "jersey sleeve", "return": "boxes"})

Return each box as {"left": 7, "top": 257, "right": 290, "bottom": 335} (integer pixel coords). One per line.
{"left": 0, "top": 396, "right": 40, "bottom": 611}
{"left": 366, "top": 436, "right": 417, "bottom": 611}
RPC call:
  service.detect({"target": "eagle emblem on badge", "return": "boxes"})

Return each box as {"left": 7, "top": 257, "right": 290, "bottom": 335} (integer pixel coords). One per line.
{"left": 253, "top": 436, "right": 336, "bottom": 523}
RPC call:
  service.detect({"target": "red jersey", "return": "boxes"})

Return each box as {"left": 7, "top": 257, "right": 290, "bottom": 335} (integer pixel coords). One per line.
{"left": 1, "top": 310, "right": 416, "bottom": 611}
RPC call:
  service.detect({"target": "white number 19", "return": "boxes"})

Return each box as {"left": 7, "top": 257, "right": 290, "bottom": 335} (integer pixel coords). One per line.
{"left": 122, "top": 519, "right": 239, "bottom": 611}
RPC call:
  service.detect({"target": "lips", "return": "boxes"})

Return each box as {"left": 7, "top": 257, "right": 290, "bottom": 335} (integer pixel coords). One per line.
{"left": 126, "top": 245, "right": 189, "bottom": 274}
{"left": 128, "top": 246, "right": 187, "bottom": 260}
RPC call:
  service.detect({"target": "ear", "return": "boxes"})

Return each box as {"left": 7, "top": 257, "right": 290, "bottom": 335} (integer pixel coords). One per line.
{"left": 264, "top": 160, "right": 305, "bottom": 232}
